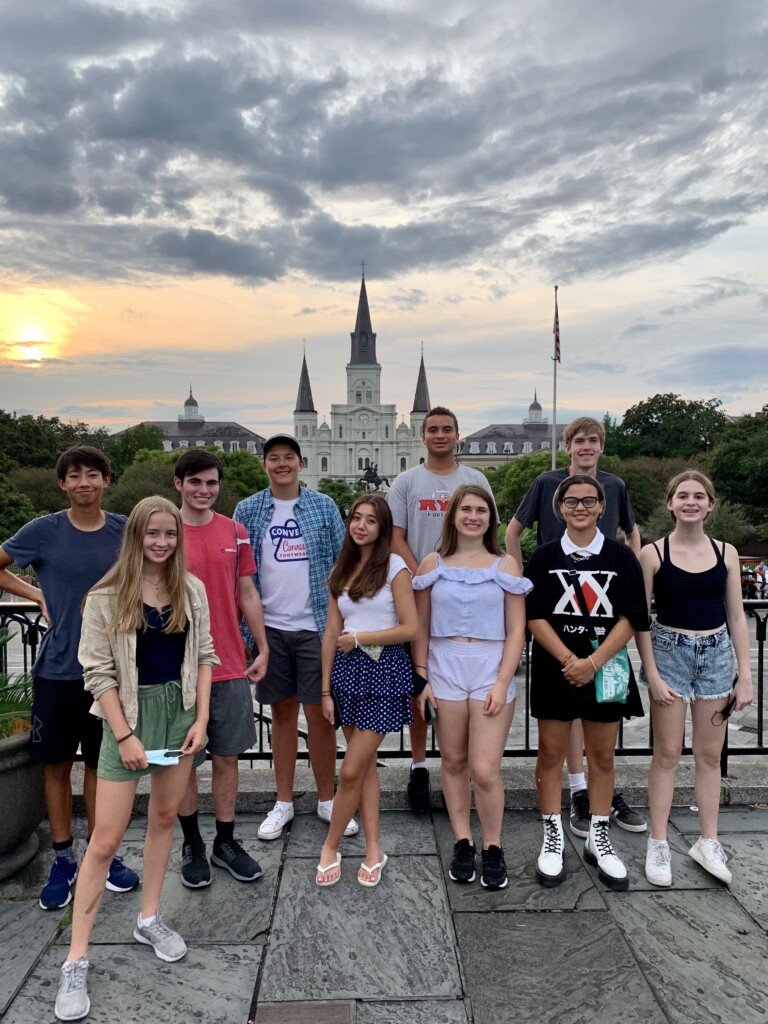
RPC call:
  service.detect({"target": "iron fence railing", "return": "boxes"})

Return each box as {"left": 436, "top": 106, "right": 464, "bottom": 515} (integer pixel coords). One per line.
{"left": 2, "top": 599, "right": 765, "bottom": 776}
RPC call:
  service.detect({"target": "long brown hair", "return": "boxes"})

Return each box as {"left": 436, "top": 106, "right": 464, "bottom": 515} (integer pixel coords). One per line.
{"left": 328, "top": 494, "right": 393, "bottom": 601}
{"left": 436, "top": 484, "right": 500, "bottom": 557}
{"left": 89, "top": 496, "right": 189, "bottom": 634}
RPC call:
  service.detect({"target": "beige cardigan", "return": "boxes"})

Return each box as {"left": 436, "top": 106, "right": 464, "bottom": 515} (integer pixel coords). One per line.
{"left": 78, "top": 574, "right": 219, "bottom": 729}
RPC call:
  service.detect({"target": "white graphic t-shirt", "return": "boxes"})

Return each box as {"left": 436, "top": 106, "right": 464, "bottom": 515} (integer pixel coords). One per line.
{"left": 259, "top": 498, "right": 316, "bottom": 632}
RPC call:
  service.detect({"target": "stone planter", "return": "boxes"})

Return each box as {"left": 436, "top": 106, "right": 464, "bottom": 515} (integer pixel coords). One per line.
{"left": 0, "top": 729, "right": 45, "bottom": 881}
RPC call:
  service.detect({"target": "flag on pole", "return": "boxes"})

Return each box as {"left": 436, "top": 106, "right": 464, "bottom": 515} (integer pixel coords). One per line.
{"left": 553, "top": 286, "right": 560, "bottom": 363}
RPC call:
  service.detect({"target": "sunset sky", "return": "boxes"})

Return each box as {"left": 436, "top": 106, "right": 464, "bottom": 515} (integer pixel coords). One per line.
{"left": 1, "top": 0, "right": 766, "bottom": 439}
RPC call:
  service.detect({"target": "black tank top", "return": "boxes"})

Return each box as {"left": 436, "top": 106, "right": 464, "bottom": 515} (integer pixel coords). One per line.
{"left": 653, "top": 536, "right": 727, "bottom": 630}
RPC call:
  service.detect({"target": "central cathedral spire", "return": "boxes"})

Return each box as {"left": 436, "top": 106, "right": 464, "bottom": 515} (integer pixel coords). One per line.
{"left": 349, "top": 273, "right": 378, "bottom": 365}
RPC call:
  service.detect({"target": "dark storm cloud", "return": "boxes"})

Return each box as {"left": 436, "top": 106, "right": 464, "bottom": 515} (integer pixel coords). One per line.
{"left": 0, "top": 1, "right": 766, "bottom": 289}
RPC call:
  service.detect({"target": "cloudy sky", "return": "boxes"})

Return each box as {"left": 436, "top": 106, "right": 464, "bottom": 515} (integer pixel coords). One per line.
{"left": 1, "top": 0, "right": 766, "bottom": 439}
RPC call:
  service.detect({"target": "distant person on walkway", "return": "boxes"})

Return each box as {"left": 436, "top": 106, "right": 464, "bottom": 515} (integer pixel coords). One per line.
{"left": 413, "top": 485, "right": 529, "bottom": 890}
{"left": 234, "top": 435, "right": 358, "bottom": 841}
{"left": 388, "top": 406, "right": 496, "bottom": 815}
{"left": 54, "top": 496, "right": 217, "bottom": 1022}
{"left": 316, "top": 495, "right": 417, "bottom": 887}
{"left": 637, "top": 471, "right": 753, "bottom": 888}
{"left": 505, "top": 416, "right": 645, "bottom": 839}
{"left": 0, "top": 446, "right": 140, "bottom": 911}
{"left": 173, "top": 450, "right": 269, "bottom": 889}
{"left": 525, "top": 475, "right": 648, "bottom": 892}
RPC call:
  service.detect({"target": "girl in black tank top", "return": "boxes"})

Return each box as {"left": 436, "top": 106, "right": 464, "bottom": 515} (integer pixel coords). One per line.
{"left": 636, "top": 472, "right": 753, "bottom": 889}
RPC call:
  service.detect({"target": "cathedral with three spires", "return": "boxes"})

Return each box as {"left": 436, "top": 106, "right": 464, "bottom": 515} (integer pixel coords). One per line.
{"left": 293, "top": 273, "right": 431, "bottom": 489}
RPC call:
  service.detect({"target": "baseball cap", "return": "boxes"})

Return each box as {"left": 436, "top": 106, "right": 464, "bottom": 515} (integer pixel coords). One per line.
{"left": 262, "top": 433, "right": 302, "bottom": 458}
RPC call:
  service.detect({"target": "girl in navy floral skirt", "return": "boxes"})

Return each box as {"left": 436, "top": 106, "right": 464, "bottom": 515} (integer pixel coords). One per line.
{"left": 316, "top": 494, "right": 417, "bottom": 888}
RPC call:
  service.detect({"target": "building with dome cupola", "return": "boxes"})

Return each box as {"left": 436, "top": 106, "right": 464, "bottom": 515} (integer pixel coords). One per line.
{"left": 112, "top": 386, "right": 265, "bottom": 454}
{"left": 293, "top": 274, "right": 430, "bottom": 489}
{"left": 456, "top": 392, "right": 567, "bottom": 470}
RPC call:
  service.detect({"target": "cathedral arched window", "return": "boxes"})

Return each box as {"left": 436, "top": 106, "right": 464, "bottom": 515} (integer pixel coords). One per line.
{"left": 400, "top": 458, "right": 406, "bottom": 472}
{"left": 364, "top": 457, "right": 370, "bottom": 469}
{"left": 356, "top": 390, "right": 362, "bottom": 404}
{"left": 365, "top": 390, "right": 372, "bottom": 403}
{"left": 321, "top": 457, "right": 328, "bottom": 472}
{"left": 339, "top": 426, "right": 343, "bottom": 438}
{"left": 360, "top": 332, "right": 368, "bottom": 350}
{"left": 358, "top": 458, "right": 363, "bottom": 471}
{"left": 301, "top": 425, "right": 308, "bottom": 438}
{"left": 303, "top": 457, "right": 308, "bottom": 468}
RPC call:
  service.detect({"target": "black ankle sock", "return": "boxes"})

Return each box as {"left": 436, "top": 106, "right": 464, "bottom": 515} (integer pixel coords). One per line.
{"left": 52, "top": 838, "right": 75, "bottom": 860}
{"left": 178, "top": 812, "right": 202, "bottom": 846}
{"left": 214, "top": 820, "right": 234, "bottom": 848}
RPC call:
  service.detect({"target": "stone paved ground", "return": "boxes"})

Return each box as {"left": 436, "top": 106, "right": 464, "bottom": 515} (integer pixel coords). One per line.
{"left": 2, "top": 805, "right": 768, "bottom": 1024}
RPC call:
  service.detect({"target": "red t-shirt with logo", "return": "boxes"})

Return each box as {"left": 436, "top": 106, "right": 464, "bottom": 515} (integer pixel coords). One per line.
{"left": 183, "top": 512, "right": 257, "bottom": 683}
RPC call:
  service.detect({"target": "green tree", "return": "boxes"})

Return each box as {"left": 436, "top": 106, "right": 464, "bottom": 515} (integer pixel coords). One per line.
{"left": 610, "top": 394, "right": 726, "bottom": 460}
{"left": 0, "top": 410, "right": 109, "bottom": 469}
{"left": 0, "top": 475, "right": 37, "bottom": 538}
{"left": 134, "top": 447, "right": 268, "bottom": 501}
{"left": 105, "top": 425, "right": 166, "bottom": 477}
{"left": 9, "top": 467, "right": 68, "bottom": 515}
{"left": 598, "top": 455, "right": 702, "bottom": 525}
{"left": 485, "top": 451, "right": 569, "bottom": 524}
{"left": 707, "top": 415, "right": 768, "bottom": 530}
{"left": 318, "top": 478, "right": 359, "bottom": 517}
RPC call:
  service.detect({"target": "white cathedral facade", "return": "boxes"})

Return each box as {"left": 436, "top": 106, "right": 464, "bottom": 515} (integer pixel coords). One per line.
{"left": 293, "top": 275, "right": 431, "bottom": 490}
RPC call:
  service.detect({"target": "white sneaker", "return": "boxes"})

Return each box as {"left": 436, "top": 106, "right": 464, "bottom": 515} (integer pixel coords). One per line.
{"left": 317, "top": 799, "right": 359, "bottom": 837}
{"left": 584, "top": 817, "right": 629, "bottom": 891}
{"left": 688, "top": 836, "right": 732, "bottom": 885}
{"left": 536, "top": 814, "right": 565, "bottom": 887}
{"left": 258, "top": 802, "right": 294, "bottom": 841}
{"left": 645, "top": 839, "right": 672, "bottom": 887}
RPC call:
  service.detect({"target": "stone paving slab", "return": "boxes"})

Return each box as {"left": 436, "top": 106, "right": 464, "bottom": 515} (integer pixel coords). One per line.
{"left": 455, "top": 911, "right": 667, "bottom": 1024}
{"left": 0, "top": 898, "right": 64, "bottom": 1016}
{"left": 285, "top": 809, "right": 438, "bottom": 858}
{"left": 434, "top": 810, "right": 606, "bottom": 911}
{"left": 715, "top": 832, "right": 768, "bottom": 931}
{"left": 3, "top": 944, "right": 259, "bottom": 1024}
{"left": 606, "top": 889, "right": 768, "bottom": 1024}
{"left": 669, "top": 803, "right": 768, "bottom": 834}
{"left": 355, "top": 999, "right": 471, "bottom": 1023}
{"left": 55, "top": 838, "right": 282, "bottom": 946}
{"left": 260, "top": 855, "right": 461, "bottom": 1002}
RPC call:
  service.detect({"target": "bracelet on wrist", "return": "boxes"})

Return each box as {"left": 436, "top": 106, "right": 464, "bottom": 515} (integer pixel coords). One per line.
{"left": 321, "top": 691, "right": 332, "bottom": 696}
{"left": 561, "top": 652, "right": 575, "bottom": 667}
{"left": 587, "top": 655, "right": 599, "bottom": 674}
{"left": 116, "top": 730, "right": 133, "bottom": 744}
{"left": 414, "top": 664, "right": 427, "bottom": 670}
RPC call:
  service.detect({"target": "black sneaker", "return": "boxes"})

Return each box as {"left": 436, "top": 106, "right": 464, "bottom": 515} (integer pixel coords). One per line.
{"left": 569, "top": 788, "right": 590, "bottom": 838}
{"left": 449, "top": 838, "right": 476, "bottom": 883}
{"left": 211, "top": 837, "right": 263, "bottom": 882}
{"left": 610, "top": 792, "right": 647, "bottom": 832}
{"left": 181, "top": 838, "right": 211, "bottom": 889}
{"left": 407, "top": 767, "right": 431, "bottom": 814}
{"left": 480, "top": 845, "right": 508, "bottom": 890}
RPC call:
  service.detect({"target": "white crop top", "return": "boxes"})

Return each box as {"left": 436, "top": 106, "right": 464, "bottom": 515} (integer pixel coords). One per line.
{"left": 338, "top": 554, "right": 410, "bottom": 633}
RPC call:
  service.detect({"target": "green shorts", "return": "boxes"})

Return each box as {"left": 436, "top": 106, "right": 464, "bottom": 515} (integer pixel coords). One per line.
{"left": 98, "top": 680, "right": 200, "bottom": 782}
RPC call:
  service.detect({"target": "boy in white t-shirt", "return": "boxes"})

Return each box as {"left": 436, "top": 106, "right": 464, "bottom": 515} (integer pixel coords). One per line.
{"left": 234, "top": 435, "right": 358, "bottom": 841}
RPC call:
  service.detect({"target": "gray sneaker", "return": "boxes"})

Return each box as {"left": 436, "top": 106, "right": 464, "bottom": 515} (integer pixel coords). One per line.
{"left": 133, "top": 910, "right": 187, "bottom": 962}
{"left": 54, "top": 959, "right": 90, "bottom": 1021}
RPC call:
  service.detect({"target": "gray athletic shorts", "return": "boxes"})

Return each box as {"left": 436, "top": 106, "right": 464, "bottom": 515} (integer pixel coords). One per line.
{"left": 192, "top": 677, "right": 257, "bottom": 767}
{"left": 255, "top": 626, "right": 322, "bottom": 706}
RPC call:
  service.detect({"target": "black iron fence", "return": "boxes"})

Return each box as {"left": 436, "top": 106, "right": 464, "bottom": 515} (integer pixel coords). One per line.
{"left": 3, "top": 598, "right": 765, "bottom": 774}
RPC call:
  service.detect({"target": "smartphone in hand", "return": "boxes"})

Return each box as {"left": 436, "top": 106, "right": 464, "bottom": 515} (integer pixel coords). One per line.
{"left": 424, "top": 698, "right": 437, "bottom": 724}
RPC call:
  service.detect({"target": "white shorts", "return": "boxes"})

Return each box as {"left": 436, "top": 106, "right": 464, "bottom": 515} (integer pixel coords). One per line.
{"left": 427, "top": 637, "right": 515, "bottom": 703}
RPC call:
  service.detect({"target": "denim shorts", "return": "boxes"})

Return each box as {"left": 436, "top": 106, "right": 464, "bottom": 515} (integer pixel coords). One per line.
{"left": 639, "top": 621, "right": 733, "bottom": 703}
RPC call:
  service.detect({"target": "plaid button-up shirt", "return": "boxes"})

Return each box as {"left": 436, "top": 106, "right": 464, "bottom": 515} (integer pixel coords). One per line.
{"left": 233, "top": 485, "right": 345, "bottom": 645}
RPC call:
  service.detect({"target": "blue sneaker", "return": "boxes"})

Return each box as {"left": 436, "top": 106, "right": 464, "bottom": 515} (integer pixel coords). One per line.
{"left": 106, "top": 855, "right": 140, "bottom": 893}
{"left": 40, "top": 855, "right": 78, "bottom": 910}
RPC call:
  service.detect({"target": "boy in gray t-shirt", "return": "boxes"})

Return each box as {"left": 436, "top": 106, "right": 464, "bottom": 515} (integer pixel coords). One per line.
{"left": 387, "top": 407, "right": 497, "bottom": 814}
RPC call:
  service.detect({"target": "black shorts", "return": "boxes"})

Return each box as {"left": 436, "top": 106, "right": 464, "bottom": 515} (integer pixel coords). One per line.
{"left": 31, "top": 676, "right": 103, "bottom": 769}
{"left": 256, "top": 627, "right": 322, "bottom": 705}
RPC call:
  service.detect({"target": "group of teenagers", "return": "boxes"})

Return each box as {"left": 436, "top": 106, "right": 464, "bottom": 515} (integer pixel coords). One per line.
{"left": 0, "top": 409, "right": 753, "bottom": 1023}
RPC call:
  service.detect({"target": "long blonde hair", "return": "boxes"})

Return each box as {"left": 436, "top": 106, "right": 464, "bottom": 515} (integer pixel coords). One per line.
{"left": 91, "top": 496, "right": 188, "bottom": 634}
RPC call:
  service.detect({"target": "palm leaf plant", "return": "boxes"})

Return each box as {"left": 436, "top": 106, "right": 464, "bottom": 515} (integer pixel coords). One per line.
{"left": 0, "top": 628, "right": 34, "bottom": 739}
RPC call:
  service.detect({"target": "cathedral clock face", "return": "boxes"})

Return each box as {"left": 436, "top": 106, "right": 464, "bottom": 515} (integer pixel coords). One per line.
{"left": 358, "top": 413, "right": 370, "bottom": 425}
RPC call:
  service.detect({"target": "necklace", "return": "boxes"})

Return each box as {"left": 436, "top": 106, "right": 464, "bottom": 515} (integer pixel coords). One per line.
{"left": 569, "top": 552, "right": 593, "bottom": 564}
{"left": 142, "top": 575, "right": 166, "bottom": 592}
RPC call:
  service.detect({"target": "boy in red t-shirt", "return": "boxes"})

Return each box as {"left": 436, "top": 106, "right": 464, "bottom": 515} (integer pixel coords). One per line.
{"left": 173, "top": 451, "right": 269, "bottom": 887}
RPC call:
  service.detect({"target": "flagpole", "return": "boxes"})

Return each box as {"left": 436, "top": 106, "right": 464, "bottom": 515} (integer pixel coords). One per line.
{"left": 551, "top": 285, "right": 559, "bottom": 470}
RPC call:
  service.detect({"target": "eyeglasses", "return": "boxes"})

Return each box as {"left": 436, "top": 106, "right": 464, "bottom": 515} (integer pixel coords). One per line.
{"left": 560, "top": 496, "right": 600, "bottom": 509}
